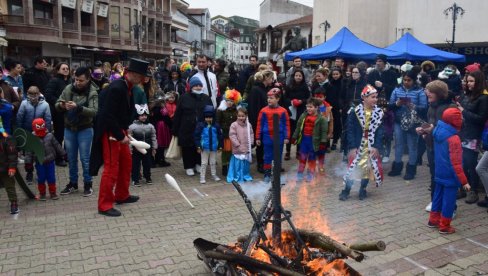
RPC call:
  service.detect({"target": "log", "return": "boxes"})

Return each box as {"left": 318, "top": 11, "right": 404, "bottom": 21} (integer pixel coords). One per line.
{"left": 294, "top": 229, "right": 365, "bottom": 262}
{"left": 349, "top": 241, "right": 386, "bottom": 252}
{"left": 203, "top": 250, "right": 304, "bottom": 276}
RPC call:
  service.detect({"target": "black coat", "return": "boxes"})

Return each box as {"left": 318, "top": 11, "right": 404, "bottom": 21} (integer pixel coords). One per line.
{"left": 23, "top": 67, "right": 50, "bottom": 94}
{"left": 247, "top": 81, "right": 268, "bottom": 132}
{"left": 172, "top": 92, "right": 212, "bottom": 147}
{"left": 163, "top": 79, "right": 187, "bottom": 94}
{"left": 459, "top": 93, "right": 488, "bottom": 140}
{"left": 284, "top": 82, "right": 310, "bottom": 120}
{"left": 344, "top": 78, "right": 367, "bottom": 109}
{"left": 237, "top": 65, "right": 256, "bottom": 92}
{"left": 326, "top": 78, "right": 345, "bottom": 110}
{"left": 367, "top": 68, "right": 399, "bottom": 100}
{"left": 44, "top": 74, "right": 71, "bottom": 108}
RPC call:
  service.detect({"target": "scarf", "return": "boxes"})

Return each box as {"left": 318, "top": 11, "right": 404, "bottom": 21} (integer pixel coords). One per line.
{"left": 343, "top": 104, "right": 384, "bottom": 187}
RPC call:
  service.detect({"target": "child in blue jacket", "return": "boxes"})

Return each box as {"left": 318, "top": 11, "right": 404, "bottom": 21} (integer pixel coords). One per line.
{"left": 194, "top": 105, "right": 223, "bottom": 184}
{"left": 428, "top": 108, "right": 470, "bottom": 234}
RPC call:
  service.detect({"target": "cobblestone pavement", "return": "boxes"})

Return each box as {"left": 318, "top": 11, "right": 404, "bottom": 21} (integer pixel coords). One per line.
{"left": 0, "top": 149, "right": 488, "bottom": 275}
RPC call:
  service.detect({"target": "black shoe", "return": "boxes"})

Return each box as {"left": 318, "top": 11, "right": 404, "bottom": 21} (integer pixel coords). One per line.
{"left": 26, "top": 172, "right": 33, "bottom": 184}
{"left": 477, "top": 197, "right": 488, "bottom": 208}
{"left": 359, "top": 189, "right": 368, "bottom": 200}
{"left": 132, "top": 181, "right": 141, "bottom": 187}
{"left": 331, "top": 144, "right": 337, "bottom": 151}
{"left": 116, "top": 195, "right": 140, "bottom": 204}
{"left": 388, "top": 161, "right": 404, "bottom": 177}
{"left": 55, "top": 160, "right": 67, "bottom": 167}
{"left": 339, "top": 189, "right": 350, "bottom": 201}
{"left": 60, "top": 183, "right": 78, "bottom": 195}
{"left": 146, "top": 178, "right": 153, "bottom": 185}
{"left": 83, "top": 188, "right": 93, "bottom": 197}
{"left": 10, "top": 201, "right": 19, "bottom": 214}
{"left": 403, "top": 164, "right": 417, "bottom": 180}
{"left": 98, "top": 208, "right": 121, "bottom": 217}
{"left": 160, "top": 161, "right": 171, "bottom": 167}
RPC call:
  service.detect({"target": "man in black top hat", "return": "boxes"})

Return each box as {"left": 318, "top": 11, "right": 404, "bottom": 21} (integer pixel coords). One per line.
{"left": 91, "top": 58, "right": 149, "bottom": 217}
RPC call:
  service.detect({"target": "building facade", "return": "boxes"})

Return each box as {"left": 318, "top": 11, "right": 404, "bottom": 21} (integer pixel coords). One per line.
{"left": 186, "top": 8, "right": 215, "bottom": 59}
{"left": 259, "top": 0, "right": 312, "bottom": 28}
{"left": 312, "top": 0, "right": 488, "bottom": 63}
{"left": 169, "top": 0, "right": 191, "bottom": 65}
{"left": 1, "top": 0, "right": 175, "bottom": 67}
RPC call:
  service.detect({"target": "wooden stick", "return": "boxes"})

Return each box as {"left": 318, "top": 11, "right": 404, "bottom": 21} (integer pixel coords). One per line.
{"left": 349, "top": 241, "right": 386, "bottom": 252}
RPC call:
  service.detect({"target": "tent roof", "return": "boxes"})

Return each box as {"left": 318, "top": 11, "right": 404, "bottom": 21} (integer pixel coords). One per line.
{"left": 385, "top": 32, "right": 465, "bottom": 62}
{"left": 285, "top": 27, "right": 401, "bottom": 61}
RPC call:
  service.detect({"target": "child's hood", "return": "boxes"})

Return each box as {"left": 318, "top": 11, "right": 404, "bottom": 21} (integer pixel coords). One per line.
{"left": 433, "top": 120, "right": 458, "bottom": 143}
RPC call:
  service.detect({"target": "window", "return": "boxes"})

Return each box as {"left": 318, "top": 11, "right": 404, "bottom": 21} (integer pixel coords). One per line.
{"left": 246, "top": 46, "right": 248, "bottom": 51}
{"left": 81, "top": 12, "right": 92, "bottom": 28}
{"left": 62, "top": 7, "right": 74, "bottom": 24}
{"left": 33, "top": 1, "right": 52, "bottom": 19}
{"left": 241, "top": 55, "right": 243, "bottom": 59}
{"left": 8, "top": 0, "right": 23, "bottom": 16}
{"left": 171, "top": 28, "right": 177, "bottom": 43}
{"left": 245, "top": 55, "right": 248, "bottom": 60}
{"left": 285, "top": 30, "right": 293, "bottom": 44}
{"left": 110, "top": 6, "right": 120, "bottom": 38}
{"left": 260, "top": 33, "right": 266, "bottom": 52}
{"left": 270, "top": 30, "right": 282, "bottom": 53}
{"left": 122, "top": 7, "right": 130, "bottom": 39}
{"left": 241, "top": 46, "right": 243, "bottom": 50}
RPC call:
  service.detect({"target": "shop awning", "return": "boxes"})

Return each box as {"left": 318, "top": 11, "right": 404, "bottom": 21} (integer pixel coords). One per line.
{"left": 0, "top": 37, "right": 8, "bottom": 47}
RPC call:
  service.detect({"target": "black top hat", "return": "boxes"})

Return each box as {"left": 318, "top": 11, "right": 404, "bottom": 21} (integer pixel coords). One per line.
{"left": 127, "top": 58, "right": 149, "bottom": 76}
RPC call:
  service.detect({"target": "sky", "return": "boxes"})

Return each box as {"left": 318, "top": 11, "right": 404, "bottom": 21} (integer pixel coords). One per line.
{"left": 184, "top": 0, "right": 314, "bottom": 20}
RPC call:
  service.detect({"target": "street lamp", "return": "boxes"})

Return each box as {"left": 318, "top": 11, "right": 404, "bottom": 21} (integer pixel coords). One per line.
{"left": 191, "top": 40, "right": 200, "bottom": 62}
{"left": 131, "top": 0, "right": 144, "bottom": 54}
{"left": 444, "top": 2, "right": 465, "bottom": 51}
{"left": 319, "top": 20, "right": 331, "bottom": 42}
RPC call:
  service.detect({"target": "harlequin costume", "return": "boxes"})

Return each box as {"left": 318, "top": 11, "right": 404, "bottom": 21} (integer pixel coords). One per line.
{"left": 428, "top": 108, "right": 468, "bottom": 234}
{"left": 216, "top": 89, "right": 241, "bottom": 176}
{"left": 26, "top": 118, "right": 65, "bottom": 200}
{"left": 292, "top": 110, "right": 328, "bottom": 182}
{"left": 90, "top": 58, "right": 148, "bottom": 217}
{"left": 340, "top": 85, "right": 384, "bottom": 201}
{"left": 256, "top": 88, "right": 290, "bottom": 181}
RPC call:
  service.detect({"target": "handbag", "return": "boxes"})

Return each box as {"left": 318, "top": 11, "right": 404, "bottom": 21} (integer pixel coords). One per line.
{"left": 165, "top": 136, "right": 181, "bottom": 159}
{"left": 400, "top": 109, "right": 422, "bottom": 131}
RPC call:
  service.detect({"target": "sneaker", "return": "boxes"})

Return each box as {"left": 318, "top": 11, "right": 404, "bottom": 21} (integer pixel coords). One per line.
{"left": 60, "top": 183, "right": 78, "bottom": 195}
{"left": 50, "top": 193, "right": 59, "bottom": 200}
{"left": 39, "top": 194, "right": 47, "bottom": 201}
{"left": 132, "top": 181, "right": 141, "bottom": 187}
{"left": 439, "top": 227, "right": 456, "bottom": 234}
{"left": 115, "top": 195, "right": 140, "bottom": 204}
{"left": 186, "top": 168, "right": 195, "bottom": 176}
{"left": 296, "top": 173, "right": 304, "bottom": 182}
{"left": 26, "top": 172, "right": 33, "bottom": 184}
{"left": 427, "top": 221, "right": 439, "bottom": 228}
{"left": 425, "top": 202, "right": 432, "bottom": 212}
{"left": 477, "top": 197, "right": 488, "bottom": 208}
{"left": 10, "top": 202, "right": 19, "bottom": 214}
{"left": 212, "top": 175, "right": 221, "bottom": 182}
{"left": 195, "top": 164, "right": 201, "bottom": 173}
{"left": 452, "top": 209, "right": 457, "bottom": 219}
{"left": 382, "top": 156, "right": 390, "bottom": 163}
{"left": 200, "top": 179, "right": 206, "bottom": 184}
{"left": 306, "top": 172, "right": 314, "bottom": 182}
{"left": 98, "top": 208, "right": 121, "bottom": 217}
{"left": 145, "top": 178, "right": 153, "bottom": 185}
{"left": 465, "top": 191, "right": 479, "bottom": 204}
{"left": 83, "top": 188, "right": 93, "bottom": 197}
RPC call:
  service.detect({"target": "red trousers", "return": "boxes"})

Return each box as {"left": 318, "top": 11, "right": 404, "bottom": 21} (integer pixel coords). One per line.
{"left": 98, "top": 132, "right": 132, "bottom": 211}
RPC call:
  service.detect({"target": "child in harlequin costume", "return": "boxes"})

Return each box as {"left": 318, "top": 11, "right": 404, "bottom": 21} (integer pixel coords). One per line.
{"left": 428, "top": 108, "right": 470, "bottom": 234}
{"left": 227, "top": 107, "right": 254, "bottom": 183}
{"left": 312, "top": 87, "right": 334, "bottom": 174}
{"left": 216, "top": 89, "right": 241, "bottom": 176}
{"left": 292, "top": 98, "right": 328, "bottom": 182}
{"left": 255, "top": 88, "right": 290, "bottom": 183}
{"left": 0, "top": 111, "right": 19, "bottom": 214}
{"left": 194, "top": 105, "right": 223, "bottom": 184}
{"left": 340, "top": 85, "right": 384, "bottom": 201}
{"left": 26, "top": 118, "right": 65, "bottom": 200}
{"left": 129, "top": 104, "right": 157, "bottom": 186}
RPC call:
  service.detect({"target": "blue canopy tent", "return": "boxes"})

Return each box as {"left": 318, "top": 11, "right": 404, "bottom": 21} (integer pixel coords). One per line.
{"left": 285, "top": 27, "right": 402, "bottom": 61}
{"left": 385, "top": 32, "right": 466, "bottom": 62}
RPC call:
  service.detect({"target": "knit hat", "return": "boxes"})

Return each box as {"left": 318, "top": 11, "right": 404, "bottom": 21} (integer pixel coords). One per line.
{"left": 376, "top": 54, "right": 387, "bottom": 63}
{"left": 465, "top": 63, "right": 481, "bottom": 73}
{"left": 203, "top": 105, "right": 215, "bottom": 117}
{"left": 224, "top": 89, "right": 242, "bottom": 105}
{"left": 32, "top": 118, "right": 47, "bottom": 137}
{"left": 442, "top": 108, "right": 463, "bottom": 131}
{"left": 189, "top": 76, "right": 203, "bottom": 89}
{"left": 361, "top": 85, "right": 377, "bottom": 97}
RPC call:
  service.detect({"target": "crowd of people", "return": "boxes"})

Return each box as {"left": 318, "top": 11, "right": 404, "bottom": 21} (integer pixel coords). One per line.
{"left": 0, "top": 53, "right": 487, "bottom": 232}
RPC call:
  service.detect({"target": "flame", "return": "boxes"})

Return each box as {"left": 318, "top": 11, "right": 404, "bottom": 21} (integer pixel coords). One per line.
{"left": 308, "top": 259, "right": 351, "bottom": 275}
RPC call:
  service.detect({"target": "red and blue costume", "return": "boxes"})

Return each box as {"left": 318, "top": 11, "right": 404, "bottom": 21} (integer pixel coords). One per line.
{"left": 429, "top": 108, "right": 468, "bottom": 234}
{"left": 256, "top": 105, "right": 290, "bottom": 175}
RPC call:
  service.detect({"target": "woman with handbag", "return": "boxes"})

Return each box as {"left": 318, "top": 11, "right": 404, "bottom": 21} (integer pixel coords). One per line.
{"left": 388, "top": 68, "right": 427, "bottom": 180}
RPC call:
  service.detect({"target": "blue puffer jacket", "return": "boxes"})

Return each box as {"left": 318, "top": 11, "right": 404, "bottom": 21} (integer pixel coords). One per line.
{"left": 388, "top": 85, "right": 427, "bottom": 124}
{"left": 194, "top": 122, "right": 223, "bottom": 151}
{"left": 0, "top": 100, "right": 14, "bottom": 135}
{"left": 433, "top": 120, "right": 467, "bottom": 188}
{"left": 16, "top": 97, "right": 52, "bottom": 131}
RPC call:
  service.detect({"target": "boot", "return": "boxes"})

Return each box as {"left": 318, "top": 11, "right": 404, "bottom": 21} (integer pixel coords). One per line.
{"left": 339, "top": 180, "right": 353, "bottom": 201}
{"left": 222, "top": 165, "right": 228, "bottom": 176}
{"left": 358, "top": 179, "right": 368, "bottom": 200}
{"left": 210, "top": 163, "right": 220, "bottom": 181}
{"left": 403, "top": 164, "right": 417, "bottom": 180}
{"left": 439, "top": 216, "right": 455, "bottom": 234}
{"left": 200, "top": 164, "right": 207, "bottom": 184}
{"left": 428, "top": 211, "right": 441, "bottom": 228}
{"left": 48, "top": 184, "right": 59, "bottom": 200}
{"left": 38, "top": 184, "right": 47, "bottom": 201}
{"left": 388, "top": 161, "right": 404, "bottom": 177}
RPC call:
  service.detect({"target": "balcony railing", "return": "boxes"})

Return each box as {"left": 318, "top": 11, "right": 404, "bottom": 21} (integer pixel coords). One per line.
{"left": 34, "top": 18, "right": 56, "bottom": 27}
{"left": 81, "top": 26, "right": 94, "bottom": 33}
{"left": 97, "top": 29, "right": 109, "bottom": 36}
{"left": 63, "top": 23, "right": 78, "bottom": 31}
{"left": 2, "top": 15, "right": 25, "bottom": 24}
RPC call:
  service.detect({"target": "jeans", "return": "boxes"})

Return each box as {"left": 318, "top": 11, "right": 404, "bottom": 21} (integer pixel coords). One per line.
{"left": 476, "top": 151, "right": 488, "bottom": 195}
{"left": 463, "top": 148, "right": 479, "bottom": 191}
{"left": 64, "top": 128, "right": 93, "bottom": 184}
{"left": 393, "top": 123, "right": 418, "bottom": 166}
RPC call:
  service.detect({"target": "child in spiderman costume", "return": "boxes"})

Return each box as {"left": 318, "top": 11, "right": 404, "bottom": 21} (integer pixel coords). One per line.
{"left": 255, "top": 88, "right": 290, "bottom": 183}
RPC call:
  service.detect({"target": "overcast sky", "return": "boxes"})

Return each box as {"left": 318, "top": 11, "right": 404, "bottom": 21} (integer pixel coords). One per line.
{"left": 184, "top": 0, "right": 314, "bottom": 20}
